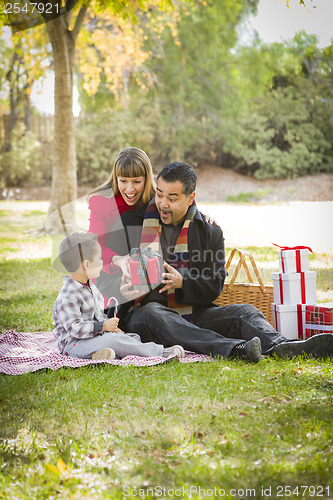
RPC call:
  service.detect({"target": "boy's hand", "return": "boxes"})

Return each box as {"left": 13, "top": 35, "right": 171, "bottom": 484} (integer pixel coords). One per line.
{"left": 114, "top": 327, "right": 125, "bottom": 334}
{"left": 113, "top": 255, "right": 131, "bottom": 279}
{"left": 102, "top": 317, "right": 120, "bottom": 332}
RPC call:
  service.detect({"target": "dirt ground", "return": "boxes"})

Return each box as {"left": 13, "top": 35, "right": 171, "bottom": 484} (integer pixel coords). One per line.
{"left": 194, "top": 165, "right": 333, "bottom": 203}
{"left": 1, "top": 165, "right": 332, "bottom": 202}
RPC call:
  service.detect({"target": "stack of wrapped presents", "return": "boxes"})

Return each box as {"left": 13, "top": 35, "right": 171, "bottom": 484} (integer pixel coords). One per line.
{"left": 271, "top": 246, "right": 333, "bottom": 340}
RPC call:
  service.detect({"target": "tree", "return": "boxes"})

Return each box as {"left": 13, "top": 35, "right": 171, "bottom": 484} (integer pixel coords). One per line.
{"left": 3, "top": 0, "right": 176, "bottom": 230}
{"left": 0, "top": 26, "right": 50, "bottom": 147}
{"left": 222, "top": 34, "right": 333, "bottom": 178}
{"left": 121, "top": 0, "right": 260, "bottom": 164}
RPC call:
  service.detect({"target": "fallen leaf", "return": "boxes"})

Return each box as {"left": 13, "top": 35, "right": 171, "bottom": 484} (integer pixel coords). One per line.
{"left": 45, "top": 463, "right": 59, "bottom": 475}
{"left": 57, "top": 458, "right": 66, "bottom": 475}
{"left": 193, "top": 431, "right": 204, "bottom": 439}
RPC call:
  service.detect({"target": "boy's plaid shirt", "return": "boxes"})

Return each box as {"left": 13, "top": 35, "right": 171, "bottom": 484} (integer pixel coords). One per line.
{"left": 52, "top": 276, "right": 108, "bottom": 353}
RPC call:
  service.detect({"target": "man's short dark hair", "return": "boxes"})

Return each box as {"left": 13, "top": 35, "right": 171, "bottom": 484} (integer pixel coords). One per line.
{"left": 157, "top": 162, "right": 197, "bottom": 196}
{"left": 59, "top": 232, "right": 99, "bottom": 272}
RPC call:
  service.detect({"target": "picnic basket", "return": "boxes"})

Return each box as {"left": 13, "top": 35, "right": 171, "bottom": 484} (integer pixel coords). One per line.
{"left": 214, "top": 248, "right": 274, "bottom": 326}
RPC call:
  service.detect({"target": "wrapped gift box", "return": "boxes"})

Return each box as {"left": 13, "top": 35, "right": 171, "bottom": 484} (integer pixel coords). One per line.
{"left": 129, "top": 247, "right": 163, "bottom": 288}
{"left": 271, "top": 303, "right": 306, "bottom": 339}
{"left": 272, "top": 271, "right": 317, "bottom": 305}
{"left": 130, "top": 257, "right": 161, "bottom": 285}
{"left": 305, "top": 303, "right": 333, "bottom": 339}
{"left": 278, "top": 248, "right": 310, "bottom": 274}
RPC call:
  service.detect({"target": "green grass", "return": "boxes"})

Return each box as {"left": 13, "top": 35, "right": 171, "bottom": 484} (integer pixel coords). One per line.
{"left": 0, "top": 205, "right": 47, "bottom": 235}
{"left": 226, "top": 189, "right": 272, "bottom": 203}
{"left": 0, "top": 258, "right": 63, "bottom": 331}
{"left": 1, "top": 359, "right": 333, "bottom": 498}
{"left": 0, "top": 206, "right": 333, "bottom": 499}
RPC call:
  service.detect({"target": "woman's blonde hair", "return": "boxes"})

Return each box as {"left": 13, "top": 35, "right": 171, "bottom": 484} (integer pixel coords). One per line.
{"left": 89, "top": 147, "right": 155, "bottom": 205}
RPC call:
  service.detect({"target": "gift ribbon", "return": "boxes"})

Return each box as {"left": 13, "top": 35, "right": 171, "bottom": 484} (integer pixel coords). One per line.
{"left": 300, "top": 272, "right": 306, "bottom": 303}
{"left": 297, "top": 304, "right": 304, "bottom": 339}
{"left": 279, "top": 275, "right": 284, "bottom": 304}
{"left": 272, "top": 243, "right": 313, "bottom": 253}
{"left": 130, "top": 247, "right": 163, "bottom": 285}
{"left": 107, "top": 297, "right": 118, "bottom": 317}
{"left": 273, "top": 304, "right": 278, "bottom": 331}
{"left": 273, "top": 244, "right": 313, "bottom": 274}
{"left": 305, "top": 324, "right": 333, "bottom": 332}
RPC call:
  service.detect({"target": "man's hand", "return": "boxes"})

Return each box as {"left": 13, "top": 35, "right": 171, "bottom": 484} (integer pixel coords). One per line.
{"left": 120, "top": 274, "right": 146, "bottom": 301}
{"left": 159, "top": 261, "right": 183, "bottom": 293}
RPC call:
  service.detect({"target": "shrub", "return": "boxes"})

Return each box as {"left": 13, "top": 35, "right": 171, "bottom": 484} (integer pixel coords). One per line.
{"left": 0, "top": 123, "right": 53, "bottom": 187}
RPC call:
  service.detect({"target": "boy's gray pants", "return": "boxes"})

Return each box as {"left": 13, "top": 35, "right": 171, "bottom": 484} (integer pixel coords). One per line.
{"left": 64, "top": 332, "right": 164, "bottom": 359}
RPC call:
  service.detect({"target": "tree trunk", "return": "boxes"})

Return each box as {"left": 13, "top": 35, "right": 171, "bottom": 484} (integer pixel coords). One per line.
{"left": 24, "top": 87, "right": 31, "bottom": 132}
{"left": 46, "top": 14, "right": 77, "bottom": 232}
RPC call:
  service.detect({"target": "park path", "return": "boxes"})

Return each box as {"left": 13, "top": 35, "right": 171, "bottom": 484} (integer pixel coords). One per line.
{"left": 1, "top": 200, "right": 333, "bottom": 253}
{"left": 198, "top": 201, "right": 333, "bottom": 253}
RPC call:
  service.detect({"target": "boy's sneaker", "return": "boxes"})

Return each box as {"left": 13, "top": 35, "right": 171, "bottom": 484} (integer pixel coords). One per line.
{"left": 92, "top": 348, "right": 116, "bottom": 360}
{"left": 163, "top": 345, "right": 185, "bottom": 358}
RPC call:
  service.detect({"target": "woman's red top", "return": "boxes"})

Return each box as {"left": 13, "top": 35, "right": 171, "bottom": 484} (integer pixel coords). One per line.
{"left": 88, "top": 193, "right": 136, "bottom": 275}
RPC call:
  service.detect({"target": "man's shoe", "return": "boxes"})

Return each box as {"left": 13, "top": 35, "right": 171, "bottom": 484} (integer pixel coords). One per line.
{"left": 229, "top": 337, "right": 262, "bottom": 363}
{"left": 163, "top": 345, "right": 186, "bottom": 358}
{"left": 92, "top": 348, "right": 116, "bottom": 360}
{"left": 273, "top": 333, "right": 333, "bottom": 359}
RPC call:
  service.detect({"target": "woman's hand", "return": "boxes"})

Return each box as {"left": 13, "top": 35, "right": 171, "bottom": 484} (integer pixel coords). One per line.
{"left": 159, "top": 261, "right": 183, "bottom": 293}
{"left": 202, "top": 212, "right": 218, "bottom": 226}
{"left": 113, "top": 255, "right": 131, "bottom": 279}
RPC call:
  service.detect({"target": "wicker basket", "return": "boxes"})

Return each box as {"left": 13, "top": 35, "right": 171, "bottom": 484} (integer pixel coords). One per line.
{"left": 214, "top": 248, "right": 274, "bottom": 326}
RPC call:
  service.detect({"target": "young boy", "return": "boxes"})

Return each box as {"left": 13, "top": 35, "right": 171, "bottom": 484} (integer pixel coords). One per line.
{"left": 52, "top": 232, "right": 185, "bottom": 360}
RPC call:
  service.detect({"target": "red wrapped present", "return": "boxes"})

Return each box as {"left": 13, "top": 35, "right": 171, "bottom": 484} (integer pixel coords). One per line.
{"left": 129, "top": 247, "right": 163, "bottom": 287}
{"left": 305, "top": 303, "right": 333, "bottom": 339}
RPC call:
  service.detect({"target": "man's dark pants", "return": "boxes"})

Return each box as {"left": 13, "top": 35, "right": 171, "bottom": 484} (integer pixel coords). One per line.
{"left": 125, "top": 302, "right": 286, "bottom": 358}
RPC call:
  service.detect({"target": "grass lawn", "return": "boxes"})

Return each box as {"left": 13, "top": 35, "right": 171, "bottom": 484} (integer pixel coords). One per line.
{"left": 0, "top": 204, "right": 333, "bottom": 499}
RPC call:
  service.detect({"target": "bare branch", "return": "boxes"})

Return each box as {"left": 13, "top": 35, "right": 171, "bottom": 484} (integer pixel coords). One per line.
{"left": 294, "top": 47, "right": 320, "bottom": 80}
{"left": 71, "top": 1, "right": 91, "bottom": 44}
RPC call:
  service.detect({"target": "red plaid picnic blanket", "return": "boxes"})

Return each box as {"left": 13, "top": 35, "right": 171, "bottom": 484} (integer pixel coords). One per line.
{"left": 0, "top": 330, "right": 212, "bottom": 375}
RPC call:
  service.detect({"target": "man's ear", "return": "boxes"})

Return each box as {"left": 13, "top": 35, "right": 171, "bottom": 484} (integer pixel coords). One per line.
{"left": 188, "top": 191, "right": 195, "bottom": 206}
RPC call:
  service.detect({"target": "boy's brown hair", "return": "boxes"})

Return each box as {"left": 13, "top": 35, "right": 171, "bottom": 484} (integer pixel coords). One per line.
{"left": 59, "top": 232, "right": 99, "bottom": 272}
